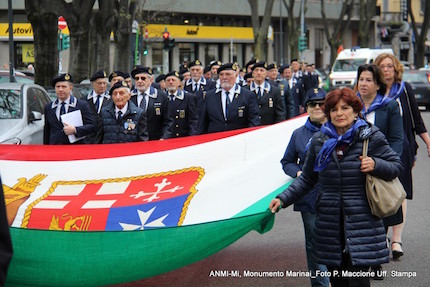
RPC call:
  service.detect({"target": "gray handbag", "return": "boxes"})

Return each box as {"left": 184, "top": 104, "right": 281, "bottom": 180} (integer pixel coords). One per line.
{"left": 363, "top": 138, "right": 406, "bottom": 218}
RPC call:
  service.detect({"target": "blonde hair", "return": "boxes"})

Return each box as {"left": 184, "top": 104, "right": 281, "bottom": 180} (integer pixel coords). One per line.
{"left": 374, "top": 53, "right": 404, "bottom": 82}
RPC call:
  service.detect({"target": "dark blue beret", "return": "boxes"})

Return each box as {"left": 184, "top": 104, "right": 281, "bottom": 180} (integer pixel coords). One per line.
{"left": 90, "top": 70, "right": 107, "bottom": 82}
{"left": 51, "top": 73, "right": 73, "bottom": 87}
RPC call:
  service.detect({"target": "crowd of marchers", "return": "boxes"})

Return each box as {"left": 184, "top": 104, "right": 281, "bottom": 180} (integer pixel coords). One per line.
{"left": 43, "top": 58, "right": 320, "bottom": 145}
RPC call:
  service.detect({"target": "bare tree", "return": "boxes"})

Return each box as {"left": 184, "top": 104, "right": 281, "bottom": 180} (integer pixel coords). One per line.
{"left": 89, "top": 0, "right": 116, "bottom": 74}
{"left": 321, "top": 0, "right": 355, "bottom": 66}
{"left": 357, "top": 0, "right": 376, "bottom": 47}
{"left": 112, "top": 0, "right": 137, "bottom": 73}
{"left": 248, "top": 0, "right": 275, "bottom": 60}
{"left": 56, "top": 0, "right": 96, "bottom": 82}
{"left": 25, "top": 0, "right": 59, "bottom": 87}
{"left": 282, "top": 0, "right": 302, "bottom": 61}
{"left": 408, "top": 0, "right": 430, "bottom": 68}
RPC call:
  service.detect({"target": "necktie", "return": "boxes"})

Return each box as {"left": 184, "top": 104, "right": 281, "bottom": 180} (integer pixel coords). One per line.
{"left": 117, "top": 110, "right": 122, "bottom": 121}
{"left": 59, "top": 102, "right": 66, "bottom": 121}
{"left": 224, "top": 91, "right": 230, "bottom": 120}
{"left": 95, "top": 95, "right": 101, "bottom": 114}
{"left": 257, "top": 87, "right": 262, "bottom": 99}
{"left": 169, "top": 94, "right": 175, "bottom": 101}
{"left": 140, "top": 94, "right": 147, "bottom": 112}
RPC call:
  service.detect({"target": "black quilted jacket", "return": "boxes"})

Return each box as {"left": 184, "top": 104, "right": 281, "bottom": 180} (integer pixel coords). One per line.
{"left": 277, "top": 123, "right": 402, "bottom": 267}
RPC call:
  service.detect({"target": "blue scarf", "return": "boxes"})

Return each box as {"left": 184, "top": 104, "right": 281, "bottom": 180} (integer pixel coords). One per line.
{"left": 357, "top": 92, "right": 393, "bottom": 116}
{"left": 314, "top": 118, "right": 367, "bottom": 172}
{"left": 304, "top": 118, "right": 322, "bottom": 153}
{"left": 304, "top": 118, "right": 322, "bottom": 133}
{"left": 386, "top": 81, "right": 405, "bottom": 101}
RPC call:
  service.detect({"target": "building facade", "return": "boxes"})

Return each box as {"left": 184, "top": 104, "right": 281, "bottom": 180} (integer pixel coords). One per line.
{"left": 0, "top": 0, "right": 428, "bottom": 74}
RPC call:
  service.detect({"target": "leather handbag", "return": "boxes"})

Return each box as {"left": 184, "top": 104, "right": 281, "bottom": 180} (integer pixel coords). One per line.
{"left": 362, "top": 138, "right": 406, "bottom": 218}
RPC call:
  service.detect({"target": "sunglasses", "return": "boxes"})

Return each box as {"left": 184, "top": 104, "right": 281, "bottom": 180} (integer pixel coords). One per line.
{"left": 134, "top": 76, "right": 148, "bottom": 81}
{"left": 307, "top": 101, "right": 324, "bottom": 108}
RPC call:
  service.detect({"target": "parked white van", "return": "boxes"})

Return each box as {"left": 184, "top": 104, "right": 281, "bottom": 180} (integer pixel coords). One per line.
{"left": 329, "top": 48, "right": 394, "bottom": 89}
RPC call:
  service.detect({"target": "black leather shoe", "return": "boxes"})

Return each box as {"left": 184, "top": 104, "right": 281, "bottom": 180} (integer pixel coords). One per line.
{"left": 371, "top": 265, "right": 384, "bottom": 280}
{"left": 392, "top": 241, "right": 403, "bottom": 260}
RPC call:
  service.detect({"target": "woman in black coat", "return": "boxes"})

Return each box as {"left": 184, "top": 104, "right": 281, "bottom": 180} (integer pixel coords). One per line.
{"left": 374, "top": 53, "right": 430, "bottom": 260}
{"left": 270, "top": 88, "right": 402, "bottom": 287}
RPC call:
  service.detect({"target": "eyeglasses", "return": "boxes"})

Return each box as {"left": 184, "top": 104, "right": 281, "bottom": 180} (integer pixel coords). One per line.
{"left": 379, "top": 64, "right": 394, "bottom": 70}
{"left": 307, "top": 101, "right": 324, "bottom": 108}
{"left": 134, "top": 76, "right": 148, "bottom": 81}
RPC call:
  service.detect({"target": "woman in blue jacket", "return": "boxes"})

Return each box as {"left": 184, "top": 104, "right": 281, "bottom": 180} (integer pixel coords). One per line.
{"left": 355, "top": 64, "right": 405, "bottom": 278}
{"left": 270, "top": 88, "right": 402, "bottom": 287}
{"left": 374, "top": 54, "right": 430, "bottom": 261}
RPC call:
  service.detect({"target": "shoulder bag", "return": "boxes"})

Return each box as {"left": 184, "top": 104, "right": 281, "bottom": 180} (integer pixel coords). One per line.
{"left": 363, "top": 138, "right": 406, "bottom": 218}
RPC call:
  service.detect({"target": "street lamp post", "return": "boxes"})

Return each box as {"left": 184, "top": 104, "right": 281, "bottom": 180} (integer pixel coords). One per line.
{"left": 8, "top": 0, "right": 15, "bottom": 82}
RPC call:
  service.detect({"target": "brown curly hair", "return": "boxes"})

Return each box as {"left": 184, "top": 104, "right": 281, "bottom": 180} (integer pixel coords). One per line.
{"left": 323, "top": 87, "right": 363, "bottom": 120}
{"left": 374, "top": 53, "right": 404, "bottom": 82}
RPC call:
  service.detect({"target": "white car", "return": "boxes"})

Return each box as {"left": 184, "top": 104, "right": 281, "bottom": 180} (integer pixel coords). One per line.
{"left": 0, "top": 83, "right": 51, "bottom": 144}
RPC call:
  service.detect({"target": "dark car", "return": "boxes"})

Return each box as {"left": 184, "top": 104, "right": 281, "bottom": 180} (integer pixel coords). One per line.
{"left": 402, "top": 70, "right": 430, "bottom": 110}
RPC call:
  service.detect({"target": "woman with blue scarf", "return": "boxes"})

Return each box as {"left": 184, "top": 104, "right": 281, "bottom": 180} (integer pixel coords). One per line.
{"left": 374, "top": 54, "right": 430, "bottom": 262}
{"left": 270, "top": 88, "right": 402, "bottom": 287}
{"left": 356, "top": 64, "right": 404, "bottom": 278}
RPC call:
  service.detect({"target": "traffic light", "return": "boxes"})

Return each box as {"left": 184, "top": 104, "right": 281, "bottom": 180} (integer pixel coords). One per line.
{"left": 168, "top": 38, "right": 175, "bottom": 49}
{"left": 163, "top": 31, "right": 170, "bottom": 50}
{"left": 62, "top": 34, "right": 70, "bottom": 50}
{"left": 143, "top": 42, "right": 148, "bottom": 56}
{"left": 298, "top": 36, "right": 307, "bottom": 52}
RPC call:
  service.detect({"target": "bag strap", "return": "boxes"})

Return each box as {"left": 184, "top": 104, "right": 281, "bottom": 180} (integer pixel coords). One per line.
{"left": 403, "top": 86, "right": 416, "bottom": 130}
{"left": 362, "top": 138, "right": 369, "bottom": 158}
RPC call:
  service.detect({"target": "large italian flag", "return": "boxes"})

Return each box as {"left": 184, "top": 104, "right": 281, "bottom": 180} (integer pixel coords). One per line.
{"left": 1, "top": 116, "right": 306, "bottom": 286}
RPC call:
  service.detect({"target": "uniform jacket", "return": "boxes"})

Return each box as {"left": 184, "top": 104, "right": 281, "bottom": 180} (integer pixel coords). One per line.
{"left": 167, "top": 90, "right": 199, "bottom": 137}
{"left": 183, "top": 77, "right": 217, "bottom": 97}
{"left": 43, "top": 96, "right": 96, "bottom": 144}
{"left": 280, "top": 78, "right": 304, "bottom": 118}
{"left": 280, "top": 120, "right": 320, "bottom": 213}
{"left": 249, "top": 81, "right": 286, "bottom": 125}
{"left": 101, "top": 101, "right": 148, "bottom": 143}
{"left": 131, "top": 86, "right": 173, "bottom": 140}
{"left": 83, "top": 91, "right": 111, "bottom": 143}
{"left": 277, "top": 124, "right": 402, "bottom": 267}
{"left": 200, "top": 84, "right": 260, "bottom": 134}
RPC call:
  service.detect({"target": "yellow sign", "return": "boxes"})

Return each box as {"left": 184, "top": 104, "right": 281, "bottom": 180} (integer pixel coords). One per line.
{"left": 22, "top": 44, "right": 35, "bottom": 62}
{"left": 0, "top": 23, "right": 69, "bottom": 38}
{"left": 146, "top": 24, "right": 254, "bottom": 42}
{"left": 0, "top": 23, "right": 251, "bottom": 42}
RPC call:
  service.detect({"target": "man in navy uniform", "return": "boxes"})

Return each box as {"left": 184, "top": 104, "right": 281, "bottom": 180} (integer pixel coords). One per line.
{"left": 200, "top": 63, "right": 260, "bottom": 134}
{"left": 44, "top": 73, "right": 96, "bottom": 144}
{"left": 266, "top": 63, "right": 279, "bottom": 87}
{"left": 109, "top": 70, "right": 125, "bottom": 87}
{"left": 209, "top": 60, "right": 222, "bottom": 81}
{"left": 83, "top": 70, "right": 111, "bottom": 143}
{"left": 249, "top": 61, "right": 286, "bottom": 125}
{"left": 184, "top": 59, "right": 216, "bottom": 96}
{"left": 101, "top": 81, "right": 148, "bottom": 143}
{"left": 279, "top": 65, "right": 304, "bottom": 118}
{"left": 165, "top": 71, "right": 199, "bottom": 137}
{"left": 302, "top": 63, "right": 319, "bottom": 93}
{"left": 130, "top": 65, "right": 172, "bottom": 140}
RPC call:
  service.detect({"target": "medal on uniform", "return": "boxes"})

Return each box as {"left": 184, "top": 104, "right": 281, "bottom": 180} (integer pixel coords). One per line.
{"left": 124, "top": 119, "right": 136, "bottom": 131}
{"left": 179, "top": 110, "right": 185, "bottom": 118}
{"left": 280, "top": 84, "right": 284, "bottom": 96}
{"left": 238, "top": 108, "right": 244, "bottom": 117}
{"left": 269, "top": 98, "right": 273, "bottom": 108}
{"left": 155, "top": 107, "right": 161, "bottom": 115}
